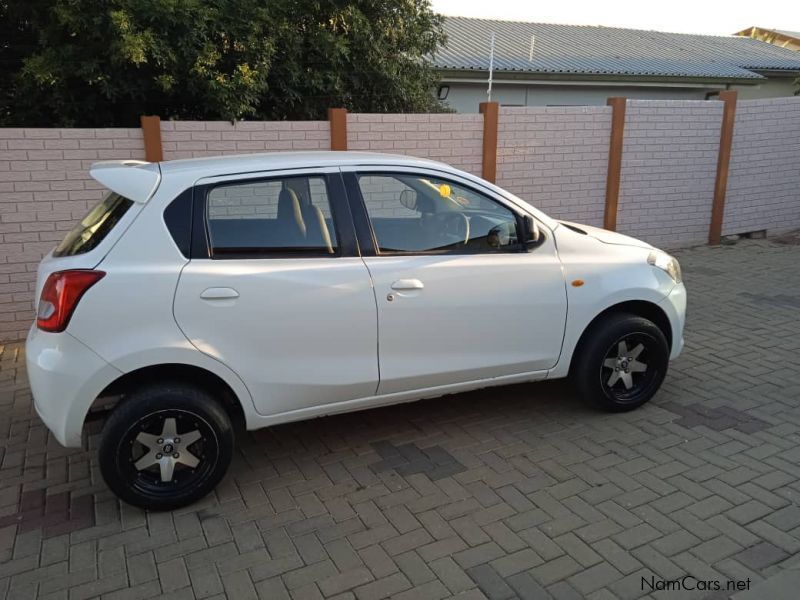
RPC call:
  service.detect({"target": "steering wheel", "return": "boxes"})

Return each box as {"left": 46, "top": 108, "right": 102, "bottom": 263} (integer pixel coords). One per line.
{"left": 428, "top": 212, "right": 470, "bottom": 247}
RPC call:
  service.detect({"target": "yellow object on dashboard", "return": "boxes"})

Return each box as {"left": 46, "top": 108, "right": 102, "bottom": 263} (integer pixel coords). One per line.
{"left": 438, "top": 184, "right": 451, "bottom": 198}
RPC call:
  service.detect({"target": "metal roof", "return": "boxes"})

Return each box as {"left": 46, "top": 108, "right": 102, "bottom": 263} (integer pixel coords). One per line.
{"left": 435, "top": 17, "right": 800, "bottom": 80}
{"left": 774, "top": 29, "right": 800, "bottom": 39}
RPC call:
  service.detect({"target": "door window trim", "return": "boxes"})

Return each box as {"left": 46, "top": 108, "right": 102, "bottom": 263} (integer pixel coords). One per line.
{"left": 190, "top": 171, "right": 359, "bottom": 260}
{"left": 343, "top": 169, "right": 537, "bottom": 258}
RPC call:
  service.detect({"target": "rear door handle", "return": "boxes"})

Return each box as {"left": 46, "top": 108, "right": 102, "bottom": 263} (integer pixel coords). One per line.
{"left": 391, "top": 279, "right": 424, "bottom": 291}
{"left": 200, "top": 287, "right": 239, "bottom": 300}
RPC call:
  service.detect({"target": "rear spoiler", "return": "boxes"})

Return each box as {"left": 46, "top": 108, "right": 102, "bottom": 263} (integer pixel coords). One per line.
{"left": 89, "top": 160, "right": 161, "bottom": 203}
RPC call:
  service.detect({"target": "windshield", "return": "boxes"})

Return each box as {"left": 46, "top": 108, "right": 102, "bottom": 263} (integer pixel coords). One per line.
{"left": 53, "top": 192, "right": 133, "bottom": 257}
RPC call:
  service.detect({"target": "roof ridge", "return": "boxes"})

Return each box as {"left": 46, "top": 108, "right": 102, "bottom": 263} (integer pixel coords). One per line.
{"left": 442, "top": 15, "right": 738, "bottom": 39}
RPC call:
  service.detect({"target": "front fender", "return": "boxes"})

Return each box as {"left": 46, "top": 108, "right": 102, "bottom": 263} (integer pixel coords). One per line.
{"left": 549, "top": 228, "right": 676, "bottom": 379}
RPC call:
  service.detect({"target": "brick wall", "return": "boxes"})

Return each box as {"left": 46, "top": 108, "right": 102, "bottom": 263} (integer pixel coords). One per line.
{"left": 346, "top": 114, "right": 483, "bottom": 176}
{"left": 723, "top": 97, "right": 800, "bottom": 236}
{"left": 161, "top": 120, "right": 329, "bottom": 160}
{"left": 496, "top": 106, "right": 611, "bottom": 227}
{"left": 617, "top": 100, "right": 723, "bottom": 248}
{"left": 1, "top": 100, "right": 800, "bottom": 341}
{"left": 0, "top": 128, "right": 144, "bottom": 341}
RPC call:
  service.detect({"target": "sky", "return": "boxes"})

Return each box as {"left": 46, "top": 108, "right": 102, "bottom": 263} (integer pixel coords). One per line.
{"left": 431, "top": 0, "right": 800, "bottom": 37}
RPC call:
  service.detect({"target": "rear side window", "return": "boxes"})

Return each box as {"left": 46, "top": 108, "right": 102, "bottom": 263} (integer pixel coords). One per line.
{"left": 53, "top": 193, "right": 133, "bottom": 257}
{"left": 205, "top": 175, "right": 338, "bottom": 257}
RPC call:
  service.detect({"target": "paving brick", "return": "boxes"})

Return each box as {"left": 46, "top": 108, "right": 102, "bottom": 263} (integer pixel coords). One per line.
{"left": 189, "top": 566, "right": 224, "bottom": 598}
{"left": 507, "top": 571, "right": 552, "bottom": 600}
{"left": 222, "top": 569, "right": 258, "bottom": 600}
{"left": 612, "top": 523, "right": 662, "bottom": 550}
{"left": 2, "top": 237, "right": 800, "bottom": 600}
{"left": 567, "top": 562, "right": 621, "bottom": 596}
{"left": 318, "top": 567, "right": 374, "bottom": 597}
{"left": 530, "top": 555, "right": 583, "bottom": 587}
{"left": 254, "top": 577, "right": 290, "bottom": 600}
{"left": 429, "top": 557, "right": 475, "bottom": 594}
{"left": 591, "top": 538, "right": 642, "bottom": 575}
{"left": 157, "top": 557, "right": 190, "bottom": 593}
{"left": 650, "top": 530, "right": 701, "bottom": 556}
{"left": 732, "top": 542, "right": 789, "bottom": 571}
{"left": 282, "top": 559, "right": 338, "bottom": 591}
{"left": 353, "top": 572, "right": 411, "bottom": 600}
{"left": 489, "top": 548, "right": 543, "bottom": 577}
{"left": 453, "top": 542, "right": 505, "bottom": 570}
{"left": 466, "top": 564, "right": 515, "bottom": 600}
{"left": 553, "top": 532, "right": 602, "bottom": 568}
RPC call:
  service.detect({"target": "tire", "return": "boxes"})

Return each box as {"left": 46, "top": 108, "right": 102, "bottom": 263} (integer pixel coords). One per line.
{"left": 98, "top": 382, "right": 234, "bottom": 511}
{"left": 572, "top": 312, "right": 669, "bottom": 412}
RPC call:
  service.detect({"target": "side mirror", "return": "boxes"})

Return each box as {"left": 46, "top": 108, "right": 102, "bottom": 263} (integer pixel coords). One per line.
{"left": 523, "top": 215, "right": 540, "bottom": 245}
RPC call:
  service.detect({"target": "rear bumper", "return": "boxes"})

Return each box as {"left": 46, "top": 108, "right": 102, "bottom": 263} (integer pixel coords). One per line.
{"left": 659, "top": 283, "right": 687, "bottom": 359}
{"left": 26, "top": 326, "right": 122, "bottom": 447}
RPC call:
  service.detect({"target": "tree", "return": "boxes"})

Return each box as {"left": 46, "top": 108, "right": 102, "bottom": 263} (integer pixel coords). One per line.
{"left": 0, "top": 0, "right": 447, "bottom": 126}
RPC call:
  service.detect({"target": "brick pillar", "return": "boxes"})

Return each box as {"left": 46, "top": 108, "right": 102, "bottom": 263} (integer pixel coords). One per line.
{"left": 140, "top": 115, "right": 163, "bottom": 162}
{"left": 328, "top": 108, "right": 348, "bottom": 151}
{"left": 603, "top": 97, "right": 627, "bottom": 232}
{"left": 479, "top": 102, "right": 499, "bottom": 183}
{"left": 709, "top": 91, "right": 738, "bottom": 245}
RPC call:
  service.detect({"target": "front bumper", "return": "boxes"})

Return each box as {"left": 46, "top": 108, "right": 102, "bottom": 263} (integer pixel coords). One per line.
{"left": 659, "top": 282, "right": 687, "bottom": 359}
{"left": 26, "top": 326, "right": 122, "bottom": 447}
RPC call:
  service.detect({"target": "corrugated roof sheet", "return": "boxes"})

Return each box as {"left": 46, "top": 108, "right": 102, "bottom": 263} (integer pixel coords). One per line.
{"left": 435, "top": 18, "right": 800, "bottom": 80}
{"left": 774, "top": 29, "right": 800, "bottom": 39}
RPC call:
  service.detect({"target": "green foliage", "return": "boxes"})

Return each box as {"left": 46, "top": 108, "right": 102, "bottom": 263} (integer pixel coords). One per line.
{"left": 0, "top": 0, "right": 447, "bottom": 126}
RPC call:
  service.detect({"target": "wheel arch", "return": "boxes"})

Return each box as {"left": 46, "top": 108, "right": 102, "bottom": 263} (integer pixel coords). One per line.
{"left": 568, "top": 300, "right": 672, "bottom": 375}
{"left": 86, "top": 363, "right": 248, "bottom": 433}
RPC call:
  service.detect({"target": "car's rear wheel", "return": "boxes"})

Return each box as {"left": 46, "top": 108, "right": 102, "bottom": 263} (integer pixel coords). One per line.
{"left": 573, "top": 312, "right": 669, "bottom": 411}
{"left": 98, "top": 383, "right": 234, "bottom": 511}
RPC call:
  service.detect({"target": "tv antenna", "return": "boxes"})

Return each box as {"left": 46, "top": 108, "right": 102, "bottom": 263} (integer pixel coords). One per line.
{"left": 487, "top": 32, "right": 496, "bottom": 101}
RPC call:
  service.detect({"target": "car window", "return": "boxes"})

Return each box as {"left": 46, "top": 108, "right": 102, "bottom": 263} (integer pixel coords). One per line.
{"left": 356, "top": 174, "right": 520, "bottom": 254}
{"left": 206, "top": 175, "right": 338, "bottom": 257}
{"left": 53, "top": 192, "right": 133, "bottom": 257}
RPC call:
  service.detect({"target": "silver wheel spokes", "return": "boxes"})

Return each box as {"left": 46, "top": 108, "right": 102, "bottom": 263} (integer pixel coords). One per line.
{"left": 134, "top": 417, "right": 202, "bottom": 483}
{"left": 604, "top": 341, "right": 647, "bottom": 390}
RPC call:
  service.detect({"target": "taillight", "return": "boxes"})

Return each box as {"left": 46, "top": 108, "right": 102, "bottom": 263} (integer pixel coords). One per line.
{"left": 37, "top": 270, "right": 105, "bottom": 332}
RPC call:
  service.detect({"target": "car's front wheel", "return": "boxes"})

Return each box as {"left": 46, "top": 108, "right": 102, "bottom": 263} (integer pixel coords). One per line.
{"left": 98, "top": 382, "right": 234, "bottom": 511}
{"left": 573, "top": 312, "right": 669, "bottom": 411}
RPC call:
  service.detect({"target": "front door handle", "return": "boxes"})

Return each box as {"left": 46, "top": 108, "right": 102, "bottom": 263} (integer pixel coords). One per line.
{"left": 200, "top": 287, "right": 239, "bottom": 300}
{"left": 391, "top": 279, "right": 424, "bottom": 291}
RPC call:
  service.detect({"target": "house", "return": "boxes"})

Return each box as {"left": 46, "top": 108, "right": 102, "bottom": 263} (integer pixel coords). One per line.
{"left": 736, "top": 27, "right": 800, "bottom": 52}
{"left": 434, "top": 17, "right": 800, "bottom": 112}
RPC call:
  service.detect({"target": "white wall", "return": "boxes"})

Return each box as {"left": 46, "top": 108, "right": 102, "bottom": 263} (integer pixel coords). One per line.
{"left": 441, "top": 79, "right": 797, "bottom": 113}
{"left": 731, "top": 77, "right": 799, "bottom": 100}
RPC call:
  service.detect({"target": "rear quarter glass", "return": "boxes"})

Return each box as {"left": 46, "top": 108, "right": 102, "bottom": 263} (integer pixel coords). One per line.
{"left": 53, "top": 193, "right": 133, "bottom": 257}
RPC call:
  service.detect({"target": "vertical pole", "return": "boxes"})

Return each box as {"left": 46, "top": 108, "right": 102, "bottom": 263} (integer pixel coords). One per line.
{"left": 709, "top": 91, "right": 738, "bottom": 245}
{"left": 479, "top": 101, "right": 499, "bottom": 183}
{"left": 603, "top": 97, "right": 627, "bottom": 231}
{"left": 487, "top": 32, "right": 496, "bottom": 102}
{"left": 140, "top": 115, "right": 163, "bottom": 162}
{"left": 328, "top": 108, "right": 348, "bottom": 151}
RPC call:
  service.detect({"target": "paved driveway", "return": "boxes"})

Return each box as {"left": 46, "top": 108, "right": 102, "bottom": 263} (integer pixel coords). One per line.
{"left": 1, "top": 236, "right": 800, "bottom": 600}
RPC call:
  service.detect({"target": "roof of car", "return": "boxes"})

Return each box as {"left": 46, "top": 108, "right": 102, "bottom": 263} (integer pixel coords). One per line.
{"left": 89, "top": 151, "right": 558, "bottom": 229}
{"left": 158, "top": 151, "right": 451, "bottom": 176}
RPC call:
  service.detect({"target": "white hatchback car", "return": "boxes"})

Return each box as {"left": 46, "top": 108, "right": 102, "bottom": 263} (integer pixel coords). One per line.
{"left": 27, "top": 152, "right": 685, "bottom": 509}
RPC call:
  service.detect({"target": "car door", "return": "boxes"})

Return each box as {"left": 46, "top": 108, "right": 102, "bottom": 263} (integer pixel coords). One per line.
{"left": 173, "top": 169, "right": 378, "bottom": 417}
{"left": 343, "top": 167, "right": 568, "bottom": 396}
